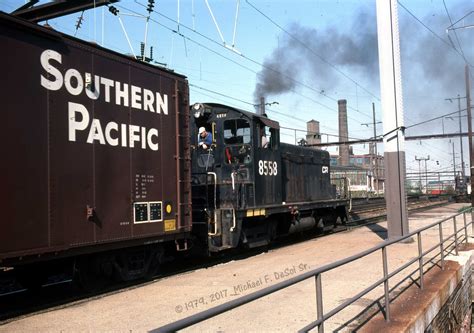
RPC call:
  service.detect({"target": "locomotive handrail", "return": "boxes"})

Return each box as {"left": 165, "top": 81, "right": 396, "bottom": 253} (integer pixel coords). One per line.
{"left": 208, "top": 211, "right": 219, "bottom": 236}
{"left": 207, "top": 172, "right": 218, "bottom": 236}
{"left": 207, "top": 172, "right": 217, "bottom": 211}
{"left": 231, "top": 171, "right": 236, "bottom": 191}
{"left": 347, "top": 177, "right": 352, "bottom": 212}
{"left": 229, "top": 209, "right": 237, "bottom": 232}
{"left": 153, "top": 207, "right": 473, "bottom": 333}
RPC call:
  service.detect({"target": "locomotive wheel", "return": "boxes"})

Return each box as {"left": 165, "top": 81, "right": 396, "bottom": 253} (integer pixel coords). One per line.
{"left": 315, "top": 217, "right": 325, "bottom": 233}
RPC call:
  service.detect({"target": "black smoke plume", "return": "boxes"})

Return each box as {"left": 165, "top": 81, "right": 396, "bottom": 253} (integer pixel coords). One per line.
{"left": 253, "top": 10, "right": 379, "bottom": 103}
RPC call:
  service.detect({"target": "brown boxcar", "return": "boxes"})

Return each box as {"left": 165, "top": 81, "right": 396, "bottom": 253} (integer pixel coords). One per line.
{"left": 0, "top": 12, "right": 191, "bottom": 273}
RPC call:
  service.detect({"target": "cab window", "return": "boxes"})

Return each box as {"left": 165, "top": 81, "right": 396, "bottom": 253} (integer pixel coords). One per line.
{"left": 223, "top": 119, "right": 252, "bottom": 164}
{"left": 224, "top": 119, "right": 251, "bottom": 144}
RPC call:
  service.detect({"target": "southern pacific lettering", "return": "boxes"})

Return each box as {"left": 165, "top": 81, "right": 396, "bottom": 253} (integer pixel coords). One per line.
{"left": 40, "top": 49, "right": 168, "bottom": 150}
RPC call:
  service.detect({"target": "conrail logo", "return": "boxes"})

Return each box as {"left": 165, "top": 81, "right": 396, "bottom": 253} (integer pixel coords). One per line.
{"left": 40, "top": 49, "right": 168, "bottom": 151}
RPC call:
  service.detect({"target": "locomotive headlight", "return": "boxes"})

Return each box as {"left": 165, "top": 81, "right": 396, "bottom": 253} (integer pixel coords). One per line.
{"left": 166, "top": 204, "right": 172, "bottom": 214}
{"left": 193, "top": 103, "right": 204, "bottom": 118}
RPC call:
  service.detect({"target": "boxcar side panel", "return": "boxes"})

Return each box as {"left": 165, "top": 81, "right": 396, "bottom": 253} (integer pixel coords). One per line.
{"left": 0, "top": 13, "right": 191, "bottom": 262}
{"left": 0, "top": 21, "right": 52, "bottom": 255}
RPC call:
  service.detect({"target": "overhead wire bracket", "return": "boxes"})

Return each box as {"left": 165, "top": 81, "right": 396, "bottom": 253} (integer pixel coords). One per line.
{"left": 107, "top": 5, "right": 137, "bottom": 59}
{"left": 204, "top": 0, "right": 242, "bottom": 55}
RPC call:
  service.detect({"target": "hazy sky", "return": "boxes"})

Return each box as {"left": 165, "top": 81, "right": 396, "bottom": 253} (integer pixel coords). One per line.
{"left": 1, "top": 0, "right": 473, "bottom": 176}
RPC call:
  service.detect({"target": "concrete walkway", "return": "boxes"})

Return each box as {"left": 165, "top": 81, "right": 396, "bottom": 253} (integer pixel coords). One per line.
{"left": 1, "top": 203, "right": 471, "bottom": 332}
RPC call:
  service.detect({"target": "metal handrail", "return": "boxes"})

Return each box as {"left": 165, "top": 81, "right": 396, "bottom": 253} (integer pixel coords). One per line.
{"left": 153, "top": 207, "right": 473, "bottom": 333}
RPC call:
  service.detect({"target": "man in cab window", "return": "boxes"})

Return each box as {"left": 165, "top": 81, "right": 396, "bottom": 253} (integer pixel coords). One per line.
{"left": 198, "top": 126, "right": 213, "bottom": 149}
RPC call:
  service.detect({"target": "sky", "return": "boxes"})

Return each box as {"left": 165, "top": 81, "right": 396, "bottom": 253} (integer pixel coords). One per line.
{"left": 1, "top": 0, "right": 473, "bottom": 180}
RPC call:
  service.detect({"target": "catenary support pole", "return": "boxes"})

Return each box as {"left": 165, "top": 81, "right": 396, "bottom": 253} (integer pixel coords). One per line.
{"left": 452, "top": 142, "right": 456, "bottom": 180}
{"left": 457, "top": 95, "right": 465, "bottom": 179}
{"left": 373, "top": 103, "right": 379, "bottom": 194}
{"left": 465, "top": 65, "right": 473, "bottom": 210}
{"left": 376, "top": 0, "right": 409, "bottom": 239}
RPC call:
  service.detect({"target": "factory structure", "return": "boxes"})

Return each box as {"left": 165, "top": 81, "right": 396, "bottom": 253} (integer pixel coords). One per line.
{"left": 306, "top": 99, "right": 385, "bottom": 195}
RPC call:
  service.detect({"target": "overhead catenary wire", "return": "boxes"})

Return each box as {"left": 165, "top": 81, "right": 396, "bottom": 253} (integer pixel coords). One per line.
{"left": 405, "top": 108, "right": 469, "bottom": 129}
{"left": 189, "top": 84, "right": 339, "bottom": 135}
{"left": 124, "top": 3, "right": 375, "bottom": 129}
{"left": 189, "top": 82, "right": 359, "bottom": 136}
{"left": 245, "top": 0, "right": 381, "bottom": 103}
{"left": 131, "top": 1, "right": 376, "bottom": 122}
{"left": 447, "top": 10, "right": 474, "bottom": 31}
{"left": 398, "top": 1, "right": 473, "bottom": 67}
{"left": 188, "top": 83, "right": 367, "bottom": 141}
{"left": 119, "top": 3, "right": 260, "bottom": 71}
{"left": 61, "top": 2, "right": 466, "bottom": 169}
{"left": 107, "top": 5, "right": 138, "bottom": 59}
{"left": 442, "top": 0, "right": 469, "bottom": 65}
{"left": 190, "top": 79, "right": 457, "bottom": 163}
{"left": 190, "top": 83, "right": 254, "bottom": 106}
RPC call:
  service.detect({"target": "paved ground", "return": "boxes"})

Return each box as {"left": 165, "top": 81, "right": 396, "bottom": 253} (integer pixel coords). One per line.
{"left": 1, "top": 203, "right": 471, "bottom": 332}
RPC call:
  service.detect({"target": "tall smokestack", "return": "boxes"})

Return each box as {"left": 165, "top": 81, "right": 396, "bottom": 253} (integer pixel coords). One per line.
{"left": 338, "top": 99, "right": 350, "bottom": 165}
{"left": 306, "top": 120, "right": 321, "bottom": 148}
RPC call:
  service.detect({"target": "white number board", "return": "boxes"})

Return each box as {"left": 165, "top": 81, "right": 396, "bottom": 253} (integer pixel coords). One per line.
{"left": 258, "top": 160, "right": 278, "bottom": 176}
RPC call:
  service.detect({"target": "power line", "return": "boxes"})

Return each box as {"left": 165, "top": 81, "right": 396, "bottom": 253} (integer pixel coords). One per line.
{"left": 190, "top": 84, "right": 337, "bottom": 133}
{"left": 195, "top": 79, "right": 466, "bottom": 162}
{"left": 127, "top": 3, "right": 337, "bottom": 114}
{"left": 442, "top": 0, "right": 468, "bottom": 65}
{"left": 245, "top": 0, "right": 381, "bottom": 102}
{"left": 189, "top": 84, "right": 368, "bottom": 141}
{"left": 190, "top": 83, "right": 254, "bottom": 106}
{"left": 190, "top": 82, "right": 364, "bottom": 137}
{"left": 405, "top": 108, "right": 468, "bottom": 129}
{"left": 408, "top": 142, "right": 454, "bottom": 161}
{"left": 398, "top": 1, "right": 472, "bottom": 67}
{"left": 279, "top": 125, "right": 366, "bottom": 141}
{"left": 398, "top": 1, "right": 454, "bottom": 48}
{"left": 110, "top": 2, "right": 471, "bottom": 158}
{"left": 132, "top": 1, "right": 376, "bottom": 122}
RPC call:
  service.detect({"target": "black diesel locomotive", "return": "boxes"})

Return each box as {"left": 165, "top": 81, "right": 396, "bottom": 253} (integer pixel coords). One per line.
{"left": 190, "top": 103, "right": 348, "bottom": 253}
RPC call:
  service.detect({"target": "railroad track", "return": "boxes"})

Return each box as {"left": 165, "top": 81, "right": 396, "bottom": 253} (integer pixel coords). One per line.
{"left": 0, "top": 197, "right": 451, "bottom": 324}
{"left": 350, "top": 195, "right": 448, "bottom": 214}
{"left": 347, "top": 197, "right": 451, "bottom": 230}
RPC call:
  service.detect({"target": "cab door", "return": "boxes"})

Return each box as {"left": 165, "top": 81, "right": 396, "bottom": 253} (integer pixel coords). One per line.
{"left": 254, "top": 125, "right": 282, "bottom": 206}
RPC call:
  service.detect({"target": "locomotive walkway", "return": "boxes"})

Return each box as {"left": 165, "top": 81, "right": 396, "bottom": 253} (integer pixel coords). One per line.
{"left": 1, "top": 203, "right": 472, "bottom": 332}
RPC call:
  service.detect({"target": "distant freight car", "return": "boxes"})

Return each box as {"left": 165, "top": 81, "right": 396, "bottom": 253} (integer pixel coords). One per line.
{"left": 0, "top": 12, "right": 191, "bottom": 282}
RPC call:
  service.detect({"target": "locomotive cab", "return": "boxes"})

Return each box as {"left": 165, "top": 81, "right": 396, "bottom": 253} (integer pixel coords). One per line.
{"left": 190, "top": 103, "right": 348, "bottom": 253}
{"left": 190, "top": 103, "right": 282, "bottom": 252}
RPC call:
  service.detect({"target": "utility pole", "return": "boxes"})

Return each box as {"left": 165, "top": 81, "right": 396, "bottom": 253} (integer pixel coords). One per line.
{"left": 425, "top": 156, "right": 430, "bottom": 192}
{"left": 457, "top": 95, "right": 465, "bottom": 179}
{"left": 452, "top": 142, "right": 457, "bottom": 179}
{"left": 415, "top": 157, "right": 423, "bottom": 192}
{"left": 361, "top": 104, "right": 382, "bottom": 194}
{"left": 445, "top": 95, "right": 466, "bottom": 179}
{"left": 438, "top": 172, "right": 441, "bottom": 193}
{"left": 466, "top": 65, "right": 473, "bottom": 210}
{"left": 415, "top": 156, "right": 430, "bottom": 193}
